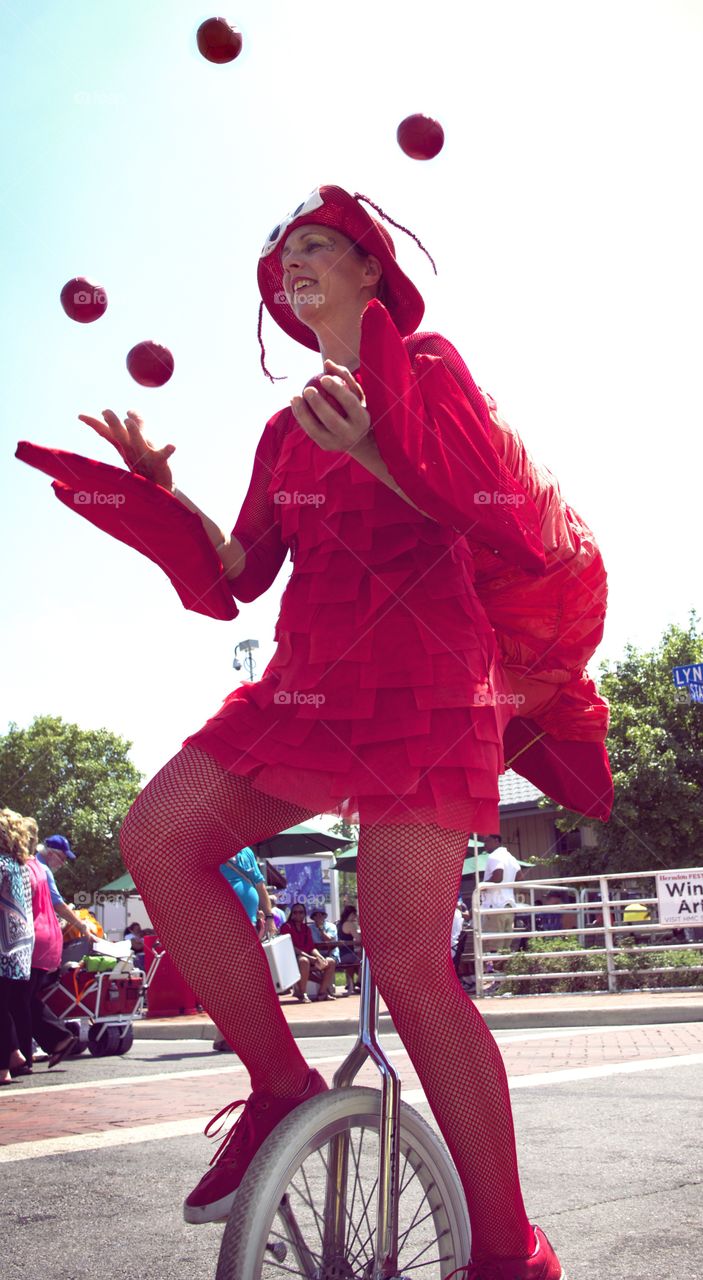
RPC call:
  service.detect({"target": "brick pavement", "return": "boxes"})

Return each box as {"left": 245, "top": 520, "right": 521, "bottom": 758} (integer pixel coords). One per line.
{"left": 2, "top": 1023, "right": 702, "bottom": 1149}
{"left": 499, "top": 1021, "right": 703, "bottom": 1075}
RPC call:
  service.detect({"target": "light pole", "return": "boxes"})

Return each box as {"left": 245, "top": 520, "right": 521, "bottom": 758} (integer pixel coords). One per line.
{"left": 233, "top": 638, "right": 259, "bottom": 681}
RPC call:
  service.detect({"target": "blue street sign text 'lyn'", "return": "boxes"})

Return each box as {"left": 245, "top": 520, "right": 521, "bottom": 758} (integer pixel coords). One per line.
{"left": 671, "top": 664, "right": 703, "bottom": 687}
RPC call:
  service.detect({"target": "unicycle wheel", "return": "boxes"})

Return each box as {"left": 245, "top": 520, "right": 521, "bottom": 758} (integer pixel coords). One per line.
{"left": 216, "top": 1086, "right": 470, "bottom": 1279}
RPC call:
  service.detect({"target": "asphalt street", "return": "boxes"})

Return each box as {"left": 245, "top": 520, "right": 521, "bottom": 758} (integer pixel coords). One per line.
{"left": 1, "top": 1025, "right": 702, "bottom": 1280}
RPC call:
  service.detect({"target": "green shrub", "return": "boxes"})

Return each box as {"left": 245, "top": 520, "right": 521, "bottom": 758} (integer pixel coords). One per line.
{"left": 499, "top": 938, "right": 703, "bottom": 995}
{"left": 614, "top": 947, "right": 703, "bottom": 990}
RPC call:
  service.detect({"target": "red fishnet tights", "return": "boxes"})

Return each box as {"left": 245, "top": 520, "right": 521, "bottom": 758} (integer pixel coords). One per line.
{"left": 355, "top": 816, "right": 533, "bottom": 1263}
{"left": 119, "top": 744, "right": 533, "bottom": 1262}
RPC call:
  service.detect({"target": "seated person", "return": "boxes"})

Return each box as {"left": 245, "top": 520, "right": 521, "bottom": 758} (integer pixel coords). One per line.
{"left": 268, "top": 894, "right": 286, "bottom": 930}
{"left": 537, "top": 891, "right": 577, "bottom": 936}
{"left": 309, "top": 910, "right": 344, "bottom": 993}
{"left": 124, "top": 921, "right": 146, "bottom": 970}
{"left": 451, "top": 902, "right": 463, "bottom": 960}
{"left": 336, "top": 904, "right": 362, "bottom": 993}
{"left": 280, "top": 905, "right": 336, "bottom": 1002}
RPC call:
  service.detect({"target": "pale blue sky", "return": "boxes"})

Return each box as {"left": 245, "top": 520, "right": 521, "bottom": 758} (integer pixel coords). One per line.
{"left": 2, "top": 0, "right": 702, "bottom": 784}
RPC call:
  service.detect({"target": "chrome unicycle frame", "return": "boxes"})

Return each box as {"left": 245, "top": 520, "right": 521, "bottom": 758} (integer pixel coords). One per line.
{"left": 323, "top": 950, "right": 402, "bottom": 1277}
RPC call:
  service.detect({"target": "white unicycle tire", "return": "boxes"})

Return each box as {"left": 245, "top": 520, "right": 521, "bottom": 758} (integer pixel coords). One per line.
{"left": 216, "top": 1085, "right": 471, "bottom": 1279}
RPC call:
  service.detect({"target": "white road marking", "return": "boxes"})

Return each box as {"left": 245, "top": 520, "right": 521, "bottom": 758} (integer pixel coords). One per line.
{"left": 0, "top": 1117, "right": 213, "bottom": 1163}
{"left": 0, "top": 1050, "right": 411, "bottom": 1101}
{"left": 505, "top": 1051, "right": 703, "bottom": 1089}
{"left": 403, "top": 1050, "right": 703, "bottom": 1103}
{"left": 0, "top": 1064, "right": 246, "bottom": 1099}
{"left": 2, "top": 1052, "right": 701, "bottom": 1164}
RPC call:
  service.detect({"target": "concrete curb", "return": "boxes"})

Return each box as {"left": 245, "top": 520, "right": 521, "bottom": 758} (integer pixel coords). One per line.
{"left": 134, "top": 991, "right": 703, "bottom": 1041}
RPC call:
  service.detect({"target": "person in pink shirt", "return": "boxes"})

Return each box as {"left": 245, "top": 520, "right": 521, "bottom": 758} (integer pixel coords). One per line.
{"left": 22, "top": 819, "right": 77, "bottom": 1070}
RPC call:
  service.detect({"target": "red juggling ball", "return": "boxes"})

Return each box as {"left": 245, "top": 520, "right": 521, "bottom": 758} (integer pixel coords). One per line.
{"left": 303, "top": 375, "right": 350, "bottom": 424}
{"left": 126, "top": 341, "right": 175, "bottom": 388}
{"left": 396, "top": 114, "right": 445, "bottom": 160}
{"left": 196, "top": 17, "right": 243, "bottom": 63}
{"left": 60, "top": 277, "right": 108, "bottom": 323}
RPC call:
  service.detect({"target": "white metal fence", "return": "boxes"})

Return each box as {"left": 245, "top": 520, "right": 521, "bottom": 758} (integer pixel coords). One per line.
{"left": 470, "top": 867, "right": 703, "bottom": 998}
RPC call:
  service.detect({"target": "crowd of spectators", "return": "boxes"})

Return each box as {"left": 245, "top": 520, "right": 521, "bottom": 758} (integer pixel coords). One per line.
{"left": 0, "top": 808, "right": 100, "bottom": 1083}
{"left": 210, "top": 849, "right": 365, "bottom": 1047}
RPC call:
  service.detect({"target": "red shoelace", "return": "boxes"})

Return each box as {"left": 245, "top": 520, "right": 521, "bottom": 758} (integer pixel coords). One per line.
{"left": 204, "top": 1095, "right": 271, "bottom": 1167}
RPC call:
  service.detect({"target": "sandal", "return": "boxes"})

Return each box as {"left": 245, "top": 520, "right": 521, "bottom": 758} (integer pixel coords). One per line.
{"left": 47, "top": 1034, "right": 78, "bottom": 1070}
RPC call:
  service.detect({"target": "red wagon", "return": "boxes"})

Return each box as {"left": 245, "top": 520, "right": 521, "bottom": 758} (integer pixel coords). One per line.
{"left": 42, "top": 942, "right": 163, "bottom": 1057}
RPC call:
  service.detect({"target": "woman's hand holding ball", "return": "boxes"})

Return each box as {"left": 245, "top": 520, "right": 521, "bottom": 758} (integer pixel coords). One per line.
{"left": 290, "top": 360, "right": 371, "bottom": 454}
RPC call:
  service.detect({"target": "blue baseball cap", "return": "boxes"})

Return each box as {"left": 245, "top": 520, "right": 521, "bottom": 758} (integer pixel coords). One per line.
{"left": 44, "top": 834, "right": 77, "bottom": 861}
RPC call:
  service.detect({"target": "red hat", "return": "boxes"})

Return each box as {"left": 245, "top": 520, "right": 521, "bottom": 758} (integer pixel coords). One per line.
{"left": 257, "top": 186, "right": 431, "bottom": 354}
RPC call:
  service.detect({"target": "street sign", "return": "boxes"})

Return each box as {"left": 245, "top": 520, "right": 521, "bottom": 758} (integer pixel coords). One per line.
{"left": 656, "top": 869, "right": 703, "bottom": 928}
{"left": 690, "top": 682, "right": 703, "bottom": 705}
{"left": 671, "top": 663, "right": 703, "bottom": 687}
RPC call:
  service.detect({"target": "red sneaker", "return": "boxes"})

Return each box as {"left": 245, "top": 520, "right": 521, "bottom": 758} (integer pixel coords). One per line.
{"left": 448, "top": 1227, "right": 566, "bottom": 1279}
{"left": 183, "top": 1069, "right": 328, "bottom": 1224}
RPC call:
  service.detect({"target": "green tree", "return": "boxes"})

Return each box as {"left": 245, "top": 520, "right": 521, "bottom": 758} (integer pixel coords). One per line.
{"left": 329, "top": 816, "right": 359, "bottom": 904}
{"left": 0, "top": 714, "right": 143, "bottom": 897}
{"left": 329, "top": 816, "right": 359, "bottom": 843}
{"left": 550, "top": 613, "right": 703, "bottom": 874}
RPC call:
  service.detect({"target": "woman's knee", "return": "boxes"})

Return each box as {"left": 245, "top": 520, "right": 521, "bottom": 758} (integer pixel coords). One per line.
{"left": 364, "top": 937, "right": 452, "bottom": 1000}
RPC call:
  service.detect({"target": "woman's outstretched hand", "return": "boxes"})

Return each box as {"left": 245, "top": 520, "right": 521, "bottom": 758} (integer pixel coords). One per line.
{"left": 77, "top": 408, "right": 176, "bottom": 489}
{"left": 290, "top": 359, "right": 371, "bottom": 453}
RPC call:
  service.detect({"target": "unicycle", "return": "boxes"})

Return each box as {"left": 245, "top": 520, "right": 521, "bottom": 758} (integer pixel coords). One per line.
{"left": 216, "top": 951, "right": 471, "bottom": 1279}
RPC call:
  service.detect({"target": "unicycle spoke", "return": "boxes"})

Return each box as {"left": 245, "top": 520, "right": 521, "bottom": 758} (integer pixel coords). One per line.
{"left": 343, "top": 1130, "right": 380, "bottom": 1265}
{"left": 292, "top": 1159, "right": 328, "bottom": 1241}
{"left": 397, "top": 1186, "right": 440, "bottom": 1253}
{"left": 275, "top": 1191, "right": 321, "bottom": 1277}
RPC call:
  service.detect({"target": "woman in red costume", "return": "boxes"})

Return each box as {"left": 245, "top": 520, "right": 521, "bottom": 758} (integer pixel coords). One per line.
{"left": 18, "top": 185, "right": 613, "bottom": 1278}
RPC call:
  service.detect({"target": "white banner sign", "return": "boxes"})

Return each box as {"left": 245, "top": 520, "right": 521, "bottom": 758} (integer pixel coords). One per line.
{"left": 656, "top": 869, "right": 703, "bottom": 928}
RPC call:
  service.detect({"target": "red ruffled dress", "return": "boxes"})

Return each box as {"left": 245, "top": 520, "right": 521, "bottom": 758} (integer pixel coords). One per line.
{"left": 184, "top": 390, "right": 507, "bottom": 832}
{"left": 16, "top": 301, "right": 612, "bottom": 830}
{"left": 184, "top": 303, "right": 559, "bottom": 832}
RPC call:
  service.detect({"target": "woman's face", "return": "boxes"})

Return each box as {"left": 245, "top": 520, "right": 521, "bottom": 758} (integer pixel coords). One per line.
{"left": 290, "top": 906, "right": 306, "bottom": 924}
{"left": 279, "top": 224, "right": 381, "bottom": 333}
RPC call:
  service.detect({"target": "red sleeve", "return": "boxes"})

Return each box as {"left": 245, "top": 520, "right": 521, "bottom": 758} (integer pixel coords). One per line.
{"left": 227, "top": 409, "right": 289, "bottom": 602}
{"left": 359, "top": 301, "right": 546, "bottom": 574}
{"left": 404, "top": 329, "right": 492, "bottom": 434}
{"left": 279, "top": 922, "right": 291, "bottom": 938}
{"left": 15, "top": 442, "right": 238, "bottom": 621}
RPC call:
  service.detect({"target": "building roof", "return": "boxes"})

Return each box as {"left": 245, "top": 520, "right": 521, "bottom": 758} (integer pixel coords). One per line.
{"left": 498, "top": 772, "right": 546, "bottom": 808}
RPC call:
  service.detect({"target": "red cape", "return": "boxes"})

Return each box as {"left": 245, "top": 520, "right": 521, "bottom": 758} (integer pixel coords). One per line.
{"left": 360, "top": 302, "right": 612, "bottom": 820}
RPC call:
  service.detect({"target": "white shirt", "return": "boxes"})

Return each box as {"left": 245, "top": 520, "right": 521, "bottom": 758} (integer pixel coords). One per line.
{"left": 482, "top": 847, "right": 522, "bottom": 909}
